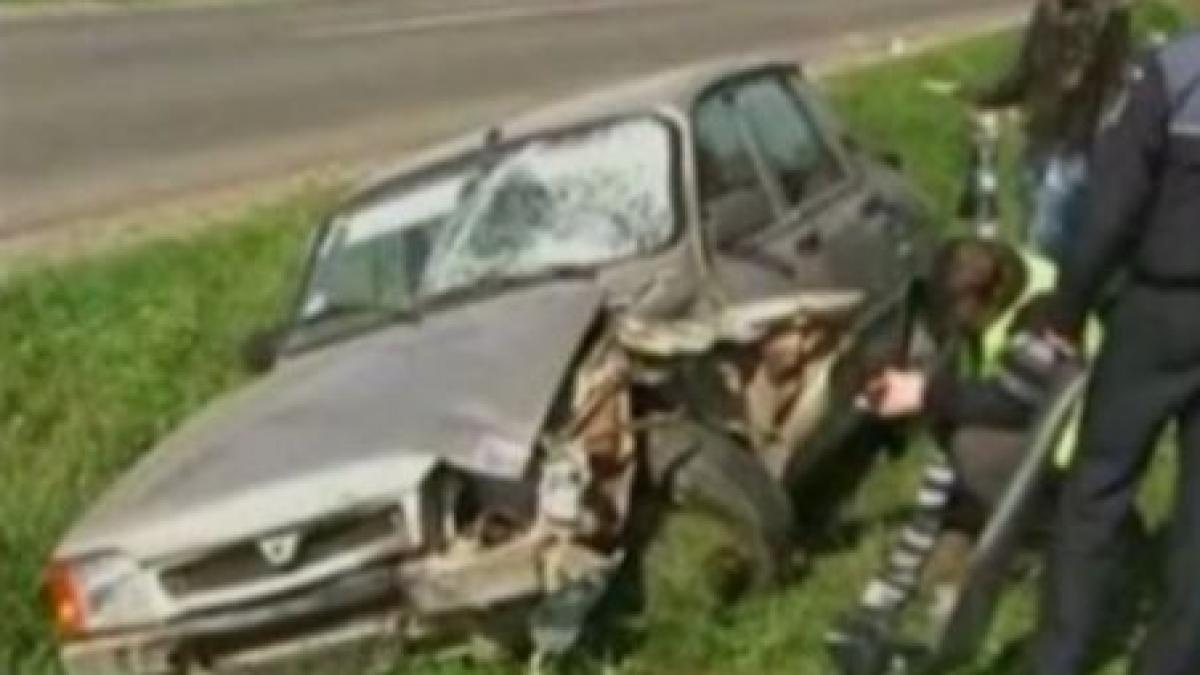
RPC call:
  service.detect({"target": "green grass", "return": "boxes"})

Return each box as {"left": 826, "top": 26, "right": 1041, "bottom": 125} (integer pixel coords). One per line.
{"left": 0, "top": 194, "right": 325, "bottom": 673}
{"left": 1, "top": 7, "right": 1194, "bottom": 672}
{"left": 827, "top": 34, "right": 1014, "bottom": 227}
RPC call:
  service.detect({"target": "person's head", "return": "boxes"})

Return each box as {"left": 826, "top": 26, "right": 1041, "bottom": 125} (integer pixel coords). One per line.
{"left": 930, "top": 238, "right": 1026, "bottom": 335}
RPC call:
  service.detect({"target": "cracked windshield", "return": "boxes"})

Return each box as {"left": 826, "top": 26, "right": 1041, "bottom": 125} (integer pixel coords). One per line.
{"left": 303, "top": 118, "right": 675, "bottom": 320}
{"left": 14, "top": 2, "right": 1200, "bottom": 674}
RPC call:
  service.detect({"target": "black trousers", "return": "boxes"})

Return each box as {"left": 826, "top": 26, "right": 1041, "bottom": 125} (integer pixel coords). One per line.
{"left": 948, "top": 426, "right": 1028, "bottom": 512}
{"left": 1031, "top": 284, "right": 1200, "bottom": 675}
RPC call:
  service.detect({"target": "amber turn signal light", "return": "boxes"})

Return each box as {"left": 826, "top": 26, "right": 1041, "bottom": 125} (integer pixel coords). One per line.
{"left": 44, "top": 560, "right": 86, "bottom": 639}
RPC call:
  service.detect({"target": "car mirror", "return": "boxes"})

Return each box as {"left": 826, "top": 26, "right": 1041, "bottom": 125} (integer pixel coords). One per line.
{"left": 242, "top": 326, "right": 284, "bottom": 374}
{"left": 704, "top": 188, "right": 774, "bottom": 251}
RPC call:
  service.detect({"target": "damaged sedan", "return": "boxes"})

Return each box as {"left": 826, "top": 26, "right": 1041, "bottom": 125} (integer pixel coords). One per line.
{"left": 47, "top": 56, "right": 937, "bottom": 674}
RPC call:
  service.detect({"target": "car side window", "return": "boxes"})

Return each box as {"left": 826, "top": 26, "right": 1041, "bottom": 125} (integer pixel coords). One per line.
{"left": 694, "top": 93, "right": 761, "bottom": 203}
{"left": 694, "top": 73, "right": 845, "bottom": 215}
{"left": 736, "top": 76, "right": 843, "bottom": 204}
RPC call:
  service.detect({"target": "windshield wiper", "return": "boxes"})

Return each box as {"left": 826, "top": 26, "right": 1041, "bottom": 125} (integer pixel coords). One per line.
{"left": 420, "top": 265, "right": 597, "bottom": 310}
{"left": 286, "top": 299, "right": 423, "bottom": 354}
{"left": 303, "top": 300, "right": 422, "bottom": 329}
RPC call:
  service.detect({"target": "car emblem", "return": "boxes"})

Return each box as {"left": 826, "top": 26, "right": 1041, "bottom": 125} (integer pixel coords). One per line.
{"left": 258, "top": 532, "right": 302, "bottom": 568}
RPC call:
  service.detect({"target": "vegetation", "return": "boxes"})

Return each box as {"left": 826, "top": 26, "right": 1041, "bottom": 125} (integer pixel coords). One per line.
{"left": 1, "top": 3, "right": 1193, "bottom": 672}
{"left": 0, "top": 195, "right": 323, "bottom": 672}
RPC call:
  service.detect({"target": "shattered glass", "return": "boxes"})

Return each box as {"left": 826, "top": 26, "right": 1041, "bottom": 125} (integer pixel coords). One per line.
{"left": 304, "top": 118, "right": 675, "bottom": 321}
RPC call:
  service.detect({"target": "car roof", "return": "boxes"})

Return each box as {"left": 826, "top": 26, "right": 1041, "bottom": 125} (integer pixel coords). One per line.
{"left": 353, "top": 51, "right": 805, "bottom": 200}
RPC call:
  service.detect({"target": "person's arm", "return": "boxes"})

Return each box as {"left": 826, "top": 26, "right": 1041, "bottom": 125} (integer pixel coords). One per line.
{"left": 968, "top": 3, "right": 1045, "bottom": 108}
{"left": 923, "top": 364, "right": 1033, "bottom": 429}
{"left": 1048, "top": 55, "right": 1170, "bottom": 336}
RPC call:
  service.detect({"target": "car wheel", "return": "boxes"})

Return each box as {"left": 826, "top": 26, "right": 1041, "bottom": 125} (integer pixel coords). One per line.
{"left": 638, "top": 422, "right": 796, "bottom": 610}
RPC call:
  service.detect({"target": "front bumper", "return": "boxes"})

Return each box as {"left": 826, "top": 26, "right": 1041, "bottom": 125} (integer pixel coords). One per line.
{"left": 62, "top": 565, "right": 399, "bottom": 675}
{"left": 63, "top": 513, "right": 621, "bottom": 675}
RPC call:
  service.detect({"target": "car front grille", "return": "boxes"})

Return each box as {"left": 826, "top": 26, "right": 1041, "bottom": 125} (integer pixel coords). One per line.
{"left": 160, "top": 508, "right": 403, "bottom": 599}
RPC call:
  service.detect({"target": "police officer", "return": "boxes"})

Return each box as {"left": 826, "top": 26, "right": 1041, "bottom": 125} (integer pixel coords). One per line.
{"left": 1030, "top": 24, "right": 1200, "bottom": 675}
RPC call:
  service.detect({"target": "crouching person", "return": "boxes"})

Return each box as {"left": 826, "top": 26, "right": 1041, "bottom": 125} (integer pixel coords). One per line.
{"left": 824, "top": 237, "right": 1083, "bottom": 675}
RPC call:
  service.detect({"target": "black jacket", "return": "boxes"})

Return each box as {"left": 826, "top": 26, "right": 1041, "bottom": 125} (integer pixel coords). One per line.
{"left": 972, "top": 0, "right": 1131, "bottom": 157}
{"left": 923, "top": 309, "right": 1082, "bottom": 433}
{"left": 1050, "top": 31, "right": 1200, "bottom": 335}
{"left": 924, "top": 360, "right": 1033, "bottom": 431}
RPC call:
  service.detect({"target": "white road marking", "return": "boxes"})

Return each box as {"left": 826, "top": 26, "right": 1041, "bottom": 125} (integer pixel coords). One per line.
{"left": 298, "top": 0, "right": 709, "bottom": 40}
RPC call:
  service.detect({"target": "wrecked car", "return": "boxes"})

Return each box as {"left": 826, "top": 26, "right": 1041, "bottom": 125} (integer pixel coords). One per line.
{"left": 47, "top": 55, "right": 936, "bottom": 674}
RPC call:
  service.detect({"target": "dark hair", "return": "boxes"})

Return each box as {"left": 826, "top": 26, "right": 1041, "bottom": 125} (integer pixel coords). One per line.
{"left": 929, "top": 238, "right": 1028, "bottom": 334}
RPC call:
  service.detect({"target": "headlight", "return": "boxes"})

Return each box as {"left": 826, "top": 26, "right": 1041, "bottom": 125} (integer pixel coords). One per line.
{"left": 45, "top": 552, "right": 160, "bottom": 638}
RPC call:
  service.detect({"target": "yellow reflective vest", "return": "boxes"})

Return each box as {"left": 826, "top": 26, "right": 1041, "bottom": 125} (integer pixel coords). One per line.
{"left": 980, "top": 250, "right": 1059, "bottom": 376}
{"left": 976, "top": 249, "right": 1097, "bottom": 469}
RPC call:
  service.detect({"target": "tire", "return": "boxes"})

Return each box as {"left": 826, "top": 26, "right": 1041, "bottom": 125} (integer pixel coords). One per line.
{"left": 646, "top": 422, "right": 796, "bottom": 591}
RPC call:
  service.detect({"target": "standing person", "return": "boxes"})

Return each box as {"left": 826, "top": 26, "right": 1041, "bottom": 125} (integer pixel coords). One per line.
{"left": 968, "top": 0, "right": 1131, "bottom": 263}
{"left": 1030, "top": 24, "right": 1200, "bottom": 675}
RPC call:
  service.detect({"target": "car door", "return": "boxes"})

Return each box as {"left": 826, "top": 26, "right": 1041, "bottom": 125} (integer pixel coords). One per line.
{"left": 691, "top": 67, "right": 922, "bottom": 432}
{"left": 692, "top": 71, "right": 830, "bottom": 303}
{"left": 781, "top": 71, "right": 920, "bottom": 300}
{"left": 694, "top": 68, "right": 897, "bottom": 292}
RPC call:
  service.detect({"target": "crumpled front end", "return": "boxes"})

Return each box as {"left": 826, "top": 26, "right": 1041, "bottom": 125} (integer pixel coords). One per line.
{"left": 58, "top": 327, "right": 642, "bottom": 675}
{"left": 57, "top": 456, "right": 442, "bottom": 675}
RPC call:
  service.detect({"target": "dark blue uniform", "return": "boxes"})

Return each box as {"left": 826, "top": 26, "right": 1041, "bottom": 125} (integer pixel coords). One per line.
{"left": 1033, "top": 30, "right": 1200, "bottom": 675}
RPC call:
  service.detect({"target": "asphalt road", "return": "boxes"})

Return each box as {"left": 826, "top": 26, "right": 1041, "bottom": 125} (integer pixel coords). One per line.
{"left": 0, "top": 0, "right": 1021, "bottom": 236}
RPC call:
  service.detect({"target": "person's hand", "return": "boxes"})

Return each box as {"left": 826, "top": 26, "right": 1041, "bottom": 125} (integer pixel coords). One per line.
{"left": 1040, "top": 328, "right": 1079, "bottom": 356}
{"left": 1019, "top": 295, "right": 1081, "bottom": 353}
{"left": 1031, "top": 318, "right": 1082, "bottom": 358}
{"left": 857, "top": 368, "right": 928, "bottom": 419}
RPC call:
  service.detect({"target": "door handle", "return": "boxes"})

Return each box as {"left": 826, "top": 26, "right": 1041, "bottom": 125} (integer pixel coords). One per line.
{"left": 795, "top": 229, "right": 822, "bottom": 254}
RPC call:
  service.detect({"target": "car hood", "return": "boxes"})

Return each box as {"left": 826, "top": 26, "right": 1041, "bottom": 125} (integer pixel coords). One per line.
{"left": 59, "top": 280, "right": 605, "bottom": 561}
